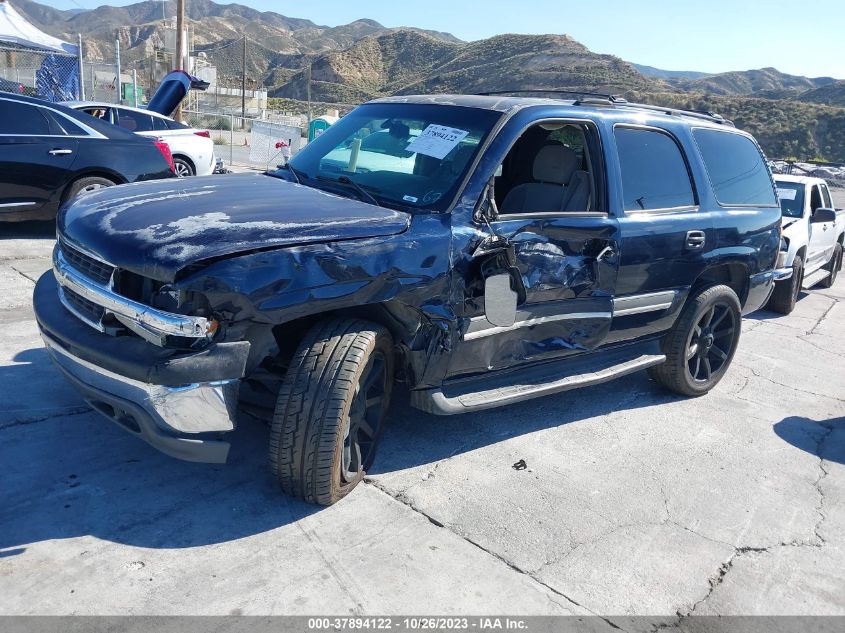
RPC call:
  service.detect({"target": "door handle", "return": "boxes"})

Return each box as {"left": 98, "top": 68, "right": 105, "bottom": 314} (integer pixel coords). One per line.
{"left": 48, "top": 149, "right": 73, "bottom": 156}
{"left": 685, "top": 230, "right": 706, "bottom": 250}
{"left": 596, "top": 244, "right": 616, "bottom": 262}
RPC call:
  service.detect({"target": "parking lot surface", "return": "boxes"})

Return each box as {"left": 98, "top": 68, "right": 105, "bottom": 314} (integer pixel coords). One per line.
{"left": 0, "top": 219, "right": 843, "bottom": 619}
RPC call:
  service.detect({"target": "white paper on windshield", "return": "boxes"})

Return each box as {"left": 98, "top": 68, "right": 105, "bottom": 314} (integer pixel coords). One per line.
{"left": 777, "top": 188, "right": 798, "bottom": 201}
{"left": 406, "top": 125, "right": 469, "bottom": 160}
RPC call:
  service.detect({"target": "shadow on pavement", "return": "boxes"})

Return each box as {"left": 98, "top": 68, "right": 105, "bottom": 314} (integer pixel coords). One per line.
{"left": 0, "top": 347, "right": 669, "bottom": 553}
{"left": 0, "top": 220, "right": 55, "bottom": 240}
{"left": 745, "top": 301, "right": 810, "bottom": 322}
{"left": 773, "top": 415, "right": 845, "bottom": 465}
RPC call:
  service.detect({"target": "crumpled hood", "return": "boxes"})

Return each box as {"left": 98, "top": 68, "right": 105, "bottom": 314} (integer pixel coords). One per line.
{"left": 58, "top": 173, "right": 411, "bottom": 281}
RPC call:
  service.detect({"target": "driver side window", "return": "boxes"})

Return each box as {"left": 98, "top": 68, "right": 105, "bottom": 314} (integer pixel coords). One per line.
{"left": 810, "top": 186, "right": 823, "bottom": 213}
{"left": 492, "top": 122, "right": 596, "bottom": 215}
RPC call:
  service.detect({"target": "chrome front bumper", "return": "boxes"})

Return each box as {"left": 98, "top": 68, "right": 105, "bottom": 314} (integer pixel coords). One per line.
{"left": 773, "top": 251, "right": 793, "bottom": 281}
{"left": 53, "top": 245, "right": 212, "bottom": 347}
{"left": 41, "top": 330, "right": 238, "bottom": 463}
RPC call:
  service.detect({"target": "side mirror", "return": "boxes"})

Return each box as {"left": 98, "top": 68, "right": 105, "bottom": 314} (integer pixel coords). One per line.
{"left": 811, "top": 207, "right": 836, "bottom": 223}
{"left": 484, "top": 273, "right": 518, "bottom": 327}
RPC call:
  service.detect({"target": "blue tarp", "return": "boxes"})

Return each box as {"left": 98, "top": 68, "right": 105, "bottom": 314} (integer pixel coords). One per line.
{"left": 35, "top": 53, "right": 79, "bottom": 102}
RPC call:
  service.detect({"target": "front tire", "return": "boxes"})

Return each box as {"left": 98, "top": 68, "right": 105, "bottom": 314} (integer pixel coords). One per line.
{"left": 818, "top": 243, "right": 842, "bottom": 289}
{"left": 270, "top": 318, "right": 394, "bottom": 505}
{"left": 648, "top": 284, "right": 742, "bottom": 397}
{"left": 766, "top": 255, "right": 803, "bottom": 314}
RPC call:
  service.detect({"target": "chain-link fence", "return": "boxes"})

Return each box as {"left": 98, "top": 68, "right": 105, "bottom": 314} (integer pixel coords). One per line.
{"left": 0, "top": 44, "right": 80, "bottom": 101}
{"left": 183, "top": 109, "right": 305, "bottom": 171}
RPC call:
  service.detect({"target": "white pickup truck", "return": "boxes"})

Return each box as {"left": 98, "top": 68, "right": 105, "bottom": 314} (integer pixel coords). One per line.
{"left": 769, "top": 175, "right": 844, "bottom": 313}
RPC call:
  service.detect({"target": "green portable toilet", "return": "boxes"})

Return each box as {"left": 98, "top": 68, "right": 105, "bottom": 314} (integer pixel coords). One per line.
{"left": 308, "top": 115, "right": 339, "bottom": 142}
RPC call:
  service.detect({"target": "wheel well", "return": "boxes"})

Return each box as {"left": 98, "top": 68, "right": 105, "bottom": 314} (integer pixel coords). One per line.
{"left": 796, "top": 245, "right": 807, "bottom": 261}
{"left": 838, "top": 233, "right": 844, "bottom": 246}
{"left": 692, "top": 263, "right": 749, "bottom": 304}
{"left": 238, "top": 303, "right": 421, "bottom": 417}
{"left": 269, "top": 303, "right": 419, "bottom": 360}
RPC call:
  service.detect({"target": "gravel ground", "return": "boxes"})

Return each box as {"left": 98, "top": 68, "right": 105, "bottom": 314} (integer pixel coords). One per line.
{"left": 0, "top": 220, "right": 843, "bottom": 621}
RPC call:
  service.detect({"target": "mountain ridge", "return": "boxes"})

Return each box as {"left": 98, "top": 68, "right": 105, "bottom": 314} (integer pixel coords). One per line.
{"left": 6, "top": 0, "right": 845, "bottom": 160}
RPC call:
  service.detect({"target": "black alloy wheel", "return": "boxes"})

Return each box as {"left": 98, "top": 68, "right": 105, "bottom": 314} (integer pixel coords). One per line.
{"left": 341, "top": 351, "right": 389, "bottom": 482}
{"left": 686, "top": 302, "right": 736, "bottom": 383}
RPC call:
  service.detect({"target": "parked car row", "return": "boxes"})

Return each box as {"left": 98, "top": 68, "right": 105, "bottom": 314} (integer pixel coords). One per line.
{"left": 767, "top": 175, "right": 844, "bottom": 313}
{"left": 63, "top": 101, "right": 216, "bottom": 177}
{"left": 0, "top": 71, "right": 217, "bottom": 222}
{"left": 30, "top": 92, "right": 842, "bottom": 507}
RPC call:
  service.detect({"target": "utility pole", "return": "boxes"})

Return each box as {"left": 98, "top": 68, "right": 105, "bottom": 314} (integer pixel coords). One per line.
{"left": 114, "top": 38, "right": 121, "bottom": 105}
{"left": 306, "top": 60, "right": 312, "bottom": 126}
{"left": 77, "top": 33, "right": 84, "bottom": 100}
{"left": 174, "top": 0, "right": 185, "bottom": 121}
{"left": 241, "top": 36, "right": 246, "bottom": 125}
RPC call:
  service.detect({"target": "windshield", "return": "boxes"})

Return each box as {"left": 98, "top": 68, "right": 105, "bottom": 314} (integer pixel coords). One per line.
{"left": 281, "top": 103, "right": 502, "bottom": 211}
{"left": 775, "top": 181, "right": 805, "bottom": 218}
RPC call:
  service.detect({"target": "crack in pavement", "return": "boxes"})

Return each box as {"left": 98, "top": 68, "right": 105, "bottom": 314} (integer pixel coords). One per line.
{"left": 0, "top": 406, "right": 91, "bottom": 430}
{"left": 798, "top": 334, "right": 845, "bottom": 360}
{"left": 811, "top": 424, "right": 834, "bottom": 547}
{"left": 734, "top": 362, "right": 845, "bottom": 404}
{"left": 807, "top": 299, "right": 837, "bottom": 336}
{"left": 365, "top": 480, "right": 625, "bottom": 629}
{"left": 8, "top": 265, "right": 40, "bottom": 285}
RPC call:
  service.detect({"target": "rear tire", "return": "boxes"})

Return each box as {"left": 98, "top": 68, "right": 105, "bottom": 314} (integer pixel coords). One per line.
{"left": 64, "top": 176, "right": 116, "bottom": 202}
{"left": 648, "top": 284, "right": 742, "bottom": 397}
{"left": 766, "top": 255, "right": 803, "bottom": 314}
{"left": 269, "top": 318, "right": 394, "bottom": 506}
{"left": 818, "top": 243, "right": 842, "bottom": 289}
{"left": 173, "top": 157, "right": 195, "bottom": 178}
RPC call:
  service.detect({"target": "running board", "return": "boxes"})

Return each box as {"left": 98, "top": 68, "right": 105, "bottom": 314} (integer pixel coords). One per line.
{"left": 412, "top": 341, "right": 666, "bottom": 415}
{"left": 802, "top": 268, "right": 830, "bottom": 289}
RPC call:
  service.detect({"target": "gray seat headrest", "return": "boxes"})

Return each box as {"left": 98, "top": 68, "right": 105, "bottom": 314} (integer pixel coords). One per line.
{"left": 532, "top": 145, "right": 579, "bottom": 185}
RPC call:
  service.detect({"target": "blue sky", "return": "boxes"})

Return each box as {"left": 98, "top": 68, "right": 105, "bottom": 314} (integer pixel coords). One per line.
{"left": 38, "top": 0, "right": 845, "bottom": 78}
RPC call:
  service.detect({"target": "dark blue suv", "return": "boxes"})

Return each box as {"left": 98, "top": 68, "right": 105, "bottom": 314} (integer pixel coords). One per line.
{"left": 34, "top": 93, "right": 782, "bottom": 504}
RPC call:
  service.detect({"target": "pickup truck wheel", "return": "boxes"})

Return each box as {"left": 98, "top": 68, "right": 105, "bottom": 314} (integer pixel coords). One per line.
{"left": 648, "top": 284, "right": 741, "bottom": 397}
{"left": 269, "top": 318, "right": 394, "bottom": 505}
{"left": 818, "top": 243, "right": 842, "bottom": 288}
{"left": 766, "top": 255, "right": 803, "bottom": 314}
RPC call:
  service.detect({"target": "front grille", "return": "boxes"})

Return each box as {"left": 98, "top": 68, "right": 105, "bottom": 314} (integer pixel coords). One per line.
{"left": 60, "top": 241, "right": 115, "bottom": 286}
{"left": 62, "top": 286, "right": 105, "bottom": 324}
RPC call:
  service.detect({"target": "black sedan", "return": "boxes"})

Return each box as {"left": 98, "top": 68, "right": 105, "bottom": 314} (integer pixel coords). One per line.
{"left": 0, "top": 93, "right": 175, "bottom": 222}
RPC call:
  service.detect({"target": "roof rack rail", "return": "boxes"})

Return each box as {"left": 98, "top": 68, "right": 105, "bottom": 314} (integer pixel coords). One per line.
{"left": 618, "top": 101, "right": 734, "bottom": 126}
{"left": 472, "top": 90, "right": 733, "bottom": 126}
{"left": 475, "top": 89, "right": 628, "bottom": 103}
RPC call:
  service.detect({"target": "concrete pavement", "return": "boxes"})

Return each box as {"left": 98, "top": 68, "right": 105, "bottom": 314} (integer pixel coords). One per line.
{"left": 0, "top": 220, "right": 843, "bottom": 620}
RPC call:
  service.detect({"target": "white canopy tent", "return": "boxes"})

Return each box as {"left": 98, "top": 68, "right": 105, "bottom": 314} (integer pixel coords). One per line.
{"left": 0, "top": 0, "right": 77, "bottom": 54}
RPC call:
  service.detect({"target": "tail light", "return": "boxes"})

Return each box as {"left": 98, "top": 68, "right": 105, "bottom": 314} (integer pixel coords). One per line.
{"left": 153, "top": 139, "right": 176, "bottom": 174}
{"left": 194, "top": 130, "right": 211, "bottom": 138}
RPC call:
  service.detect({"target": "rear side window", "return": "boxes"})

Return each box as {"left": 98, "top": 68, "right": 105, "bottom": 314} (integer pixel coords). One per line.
{"left": 165, "top": 118, "right": 190, "bottom": 130}
{"left": 693, "top": 129, "right": 777, "bottom": 206}
{"left": 151, "top": 115, "right": 170, "bottom": 131}
{"left": 615, "top": 127, "right": 695, "bottom": 211}
{"left": 115, "top": 108, "right": 154, "bottom": 132}
{"left": 45, "top": 110, "right": 87, "bottom": 136}
{"left": 0, "top": 99, "right": 52, "bottom": 135}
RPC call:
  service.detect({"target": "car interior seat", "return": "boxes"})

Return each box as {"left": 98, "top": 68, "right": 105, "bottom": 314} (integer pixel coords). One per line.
{"left": 501, "top": 145, "right": 590, "bottom": 213}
